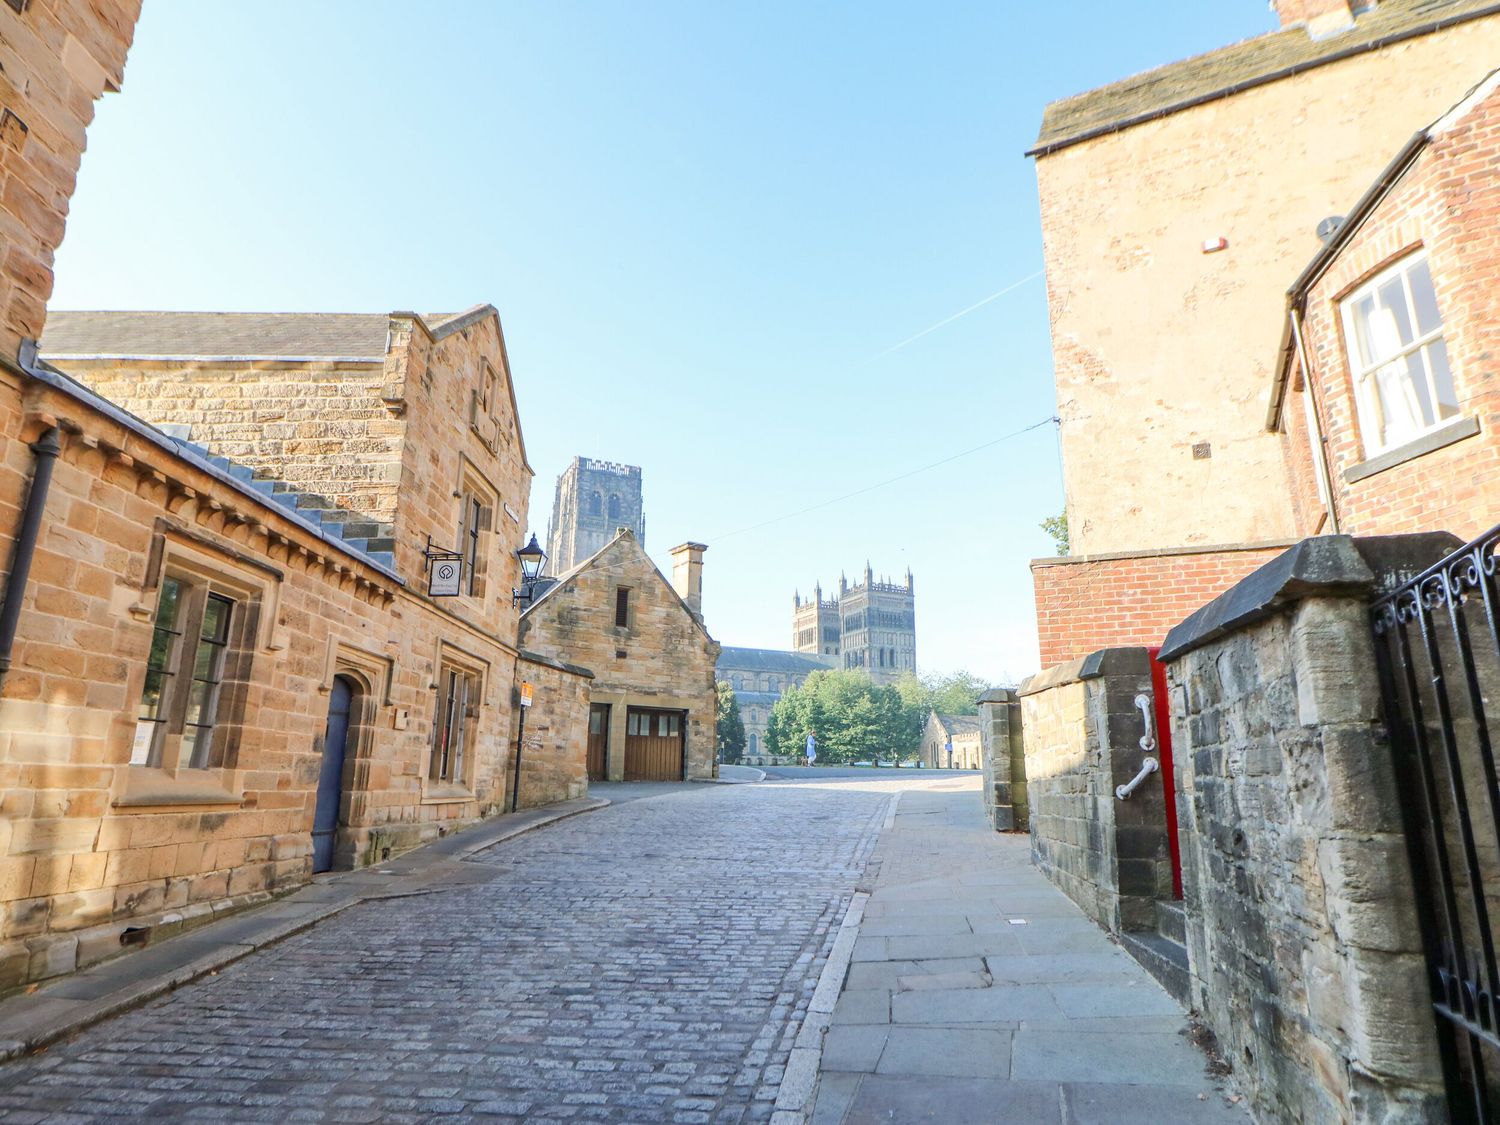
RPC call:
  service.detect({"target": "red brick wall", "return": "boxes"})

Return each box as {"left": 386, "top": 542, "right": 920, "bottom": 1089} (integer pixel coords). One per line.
{"left": 1282, "top": 75, "right": 1500, "bottom": 542}
{"left": 1032, "top": 545, "right": 1293, "bottom": 668}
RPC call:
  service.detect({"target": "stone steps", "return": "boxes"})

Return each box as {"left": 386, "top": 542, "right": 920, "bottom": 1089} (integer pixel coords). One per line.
{"left": 1120, "top": 928, "right": 1191, "bottom": 1008}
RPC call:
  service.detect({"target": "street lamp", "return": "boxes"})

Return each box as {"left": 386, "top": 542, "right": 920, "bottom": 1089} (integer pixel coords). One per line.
{"left": 512, "top": 534, "right": 547, "bottom": 607}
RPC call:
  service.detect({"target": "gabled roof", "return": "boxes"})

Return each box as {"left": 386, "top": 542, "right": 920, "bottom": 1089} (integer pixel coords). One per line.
{"left": 716, "top": 647, "right": 839, "bottom": 675}
{"left": 1266, "top": 66, "right": 1500, "bottom": 428}
{"left": 521, "top": 528, "right": 716, "bottom": 646}
{"left": 1031, "top": 0, "right": 1500, "bottom": 157}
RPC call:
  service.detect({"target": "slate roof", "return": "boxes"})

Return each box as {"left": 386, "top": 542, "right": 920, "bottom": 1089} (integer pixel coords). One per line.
{"left": 932, "top": 713, "right": 982, "bottom": 737}
{"left": 38, "top": 305, "right": 499, "bottom": 360}
{"left": 716, "top": 647, "right": 838, "bottom": 675}
{"left": 1031, "top": 0, "right": 1500, "bottom": 156}
{"left": 40, "top": 312, "right": 392, "bottom": 359}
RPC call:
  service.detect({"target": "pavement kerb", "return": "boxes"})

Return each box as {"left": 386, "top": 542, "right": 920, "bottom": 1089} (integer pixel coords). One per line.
{"left": 0, "top": 796, "right": 611, "bottom": 1065}
{"left": 771, "top": 789, "right": 896, "bottom": 1123}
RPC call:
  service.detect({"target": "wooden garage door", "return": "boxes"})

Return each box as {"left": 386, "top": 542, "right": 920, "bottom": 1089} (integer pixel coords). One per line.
{"left": 624, "top": 708, "right": 684, "bottom": 781}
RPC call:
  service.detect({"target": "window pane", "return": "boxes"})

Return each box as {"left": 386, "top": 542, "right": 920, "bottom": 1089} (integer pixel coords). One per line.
{"left": 185, "top": 679, "right": 220, "bottom": 727}
{"left": 200, "top": 594, "right": 232, "bottom": 642}
{"left": 157, "top": 577, "right": 184, "bottom": 631}
{"left": 1409, "top": 259, "right": 1442, "bottom": 336}
{"left": 1375, "top": 277, "right": 1414, "bottom": 351}
{"left": 139, "top": 669, "right": 169, "bottom": 720}
{"left": 180, "top": 726, "right": 202, "bottom": 769}
{"left": 1427, "top": 338, "right": 1459, "bottom": 418}
{"left": 1374, "top": 355, "right": 1429, "bottom": 446}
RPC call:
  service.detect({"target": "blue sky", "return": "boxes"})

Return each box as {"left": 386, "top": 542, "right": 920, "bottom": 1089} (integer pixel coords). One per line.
{"left": 51, "top": 1, "right": 1276, "bottom": 682}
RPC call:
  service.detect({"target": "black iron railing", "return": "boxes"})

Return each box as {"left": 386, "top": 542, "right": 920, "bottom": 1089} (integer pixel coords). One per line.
{"left": 1373, "top": 525, "right": 1500, "bottom": 1122}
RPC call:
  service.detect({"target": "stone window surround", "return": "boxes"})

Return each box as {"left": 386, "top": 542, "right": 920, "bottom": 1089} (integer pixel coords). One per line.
{"left": 422, "top": 640, "right": 489, "bottom": 803}
{"left": 116, "top": 526, "right": 279, "bottom": 812}
{"left": 455, "top": 458, "right": 498, "bottom": 602}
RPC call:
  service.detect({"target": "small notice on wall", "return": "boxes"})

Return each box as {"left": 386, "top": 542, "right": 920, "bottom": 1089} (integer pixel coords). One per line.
{"left": 519, "top": 682, "right": 533, "bottom": 708}
{"left": 429, "top": 558, "right": 462, "bottom": 597}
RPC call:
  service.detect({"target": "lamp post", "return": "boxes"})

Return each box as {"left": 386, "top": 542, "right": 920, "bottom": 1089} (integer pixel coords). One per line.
{"left": 511, "top": 534, "right": 547, "bottom": 608}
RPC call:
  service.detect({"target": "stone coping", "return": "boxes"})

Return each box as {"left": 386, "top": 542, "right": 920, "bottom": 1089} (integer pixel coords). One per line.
{"left": 976, "top": 688, "right": 1018, "bottom": 704}
{"left": 1030, "top": 539, "right": 1298, "bottom": 570}
{"left": 1018, "top": 647, "right": 1150, "bottom": 698}
{"left": 517, "top": 649, "right": 595, "bottom": 679}
{"left": 1157, "top": 533, "right": 1462, "bottom": 664}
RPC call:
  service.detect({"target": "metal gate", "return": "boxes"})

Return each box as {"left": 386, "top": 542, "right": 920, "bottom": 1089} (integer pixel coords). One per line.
{"left": 1372, "top": 525, "right": 1500, "bottom": 1122}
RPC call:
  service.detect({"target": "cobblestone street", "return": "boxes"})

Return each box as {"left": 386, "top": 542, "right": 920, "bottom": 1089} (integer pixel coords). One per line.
{"left": 0, "top": 779, "right": 907, "bottom": 1123}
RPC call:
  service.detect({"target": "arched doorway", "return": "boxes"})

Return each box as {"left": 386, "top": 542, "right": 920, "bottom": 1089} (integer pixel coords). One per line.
{"left": 313, "top": 675, "right": 355, "bottom": 873}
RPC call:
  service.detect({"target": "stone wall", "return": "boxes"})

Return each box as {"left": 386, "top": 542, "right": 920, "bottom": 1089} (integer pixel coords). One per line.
{"left": 0, "top": 0, "right": 139, "bottom": 365}
{"left": 519, "top": 529, "right": 719, "bottom": 781}
{"left": 60, "top": 357, "right": 404, "bottom": 525}
{"left": 510, "top": 653, "right": 591, "bottom": 810}
{"left": 1159, "top": 535, "right": 1457, "bottom": 1122}
{"left": 1018, "top": 649, "right": 1173, "bottom": 932}
{"left": 977, "top": 689, "right": 1027, "bottom": 832}
{"left": 1035, "top": 11, "right": 1500, "bottom": 557}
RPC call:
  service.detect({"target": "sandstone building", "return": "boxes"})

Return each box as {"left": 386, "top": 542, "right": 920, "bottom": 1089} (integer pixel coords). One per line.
{"left": 715, "top": 647, "right": 836, "bottom": 765}
{"left": 544, "top": 456, "right": 644, "bottom": 576}
{"left": 792, "top": 564, "right": 915, "bottom": 684}
{"left": 918, "top": 712, "right": 981, "bottom": 770}
{"left": 519, "top": 531, "right": 718, "bottom": 782}
{"left": 1028, "top": 0, "right": 1500, "bottom": 668}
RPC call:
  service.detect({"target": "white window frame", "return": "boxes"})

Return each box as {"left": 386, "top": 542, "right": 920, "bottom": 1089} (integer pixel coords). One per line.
{"left": 1339, "top": 252, "right": 1459, "bottom": 458}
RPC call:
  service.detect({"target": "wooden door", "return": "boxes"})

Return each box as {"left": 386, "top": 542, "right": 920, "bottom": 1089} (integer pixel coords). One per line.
{"left": 313, "top": 676, "right": 354, "bottom": 873}
{"left": 624, "top": 708, "right": 684, "bottom": 780}
{"left": 587, "top": 703, "right": 610, "bottom": 781}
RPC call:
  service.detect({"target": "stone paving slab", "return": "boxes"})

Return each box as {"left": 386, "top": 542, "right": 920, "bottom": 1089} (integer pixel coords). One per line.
{"left": 806, "top": 780, "right": 1248, "bottom": 1125}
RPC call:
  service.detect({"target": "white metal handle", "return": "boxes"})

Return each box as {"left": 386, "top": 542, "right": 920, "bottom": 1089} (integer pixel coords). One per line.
{"left": 1116, "top": 757, "right": 1159, "bottom": 800}
{"left": 1134, "top": 693, "right": 1156, "bottom": 753}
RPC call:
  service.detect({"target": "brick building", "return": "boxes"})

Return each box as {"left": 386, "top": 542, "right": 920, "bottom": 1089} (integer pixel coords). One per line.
{"left": 1272, "top": 68, "right": 1500, "bottom": 539}
{"left": 519, "top": 531, "right": 718, "bottom": 782}
{"left": 1028, "top": 0, "right": 1500, "bottom": 668}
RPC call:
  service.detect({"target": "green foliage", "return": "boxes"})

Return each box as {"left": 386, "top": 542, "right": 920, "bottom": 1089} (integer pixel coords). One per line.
{"left": 1040, "top": 509, "right": 1069, "bottom": 556}
{"left": 766, "top": 670, "right": 924, "bottom": 764}
{"left": 715, "top": 681, "right": 746, "bottom": 763}
{"left": 890, "top": 669, "right": 996, "bottom": 718}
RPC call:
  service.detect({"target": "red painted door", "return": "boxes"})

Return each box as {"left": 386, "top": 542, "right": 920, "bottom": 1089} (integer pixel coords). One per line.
{"left": 1148, "top": 647, "right": 1184, "bottom": 900}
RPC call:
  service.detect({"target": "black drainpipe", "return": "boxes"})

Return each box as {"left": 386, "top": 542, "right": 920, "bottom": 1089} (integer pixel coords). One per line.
{"left": 0, "top": 426, "right": 60, "bottom": 681}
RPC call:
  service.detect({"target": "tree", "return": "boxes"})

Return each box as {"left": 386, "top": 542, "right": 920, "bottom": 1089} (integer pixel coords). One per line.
{"left": 766, "top": 670, "right": 923, "bottom": 764}
{"left": 1040, "top": 509, "right": 1069, "bottom": 556}
{"left": 926, "top": 670, "right": 994, "bottom": 716}
{"left": 715, "top": 681, "right": 746, "bottom": 764}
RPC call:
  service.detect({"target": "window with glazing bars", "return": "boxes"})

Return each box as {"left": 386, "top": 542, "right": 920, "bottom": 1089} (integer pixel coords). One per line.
{"left": 133, "top": 576, "right": 237, "bottom": 769}
{"left": 430, "top": 666, "right": 476, "bottom": 783}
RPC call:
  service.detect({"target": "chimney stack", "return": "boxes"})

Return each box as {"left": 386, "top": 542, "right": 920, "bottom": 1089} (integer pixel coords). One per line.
{"left": 1272, "top": 0, "right": 1356, "bottom": 35}
{"left": 671, "top": 542, "right": 707, "bottom": 622}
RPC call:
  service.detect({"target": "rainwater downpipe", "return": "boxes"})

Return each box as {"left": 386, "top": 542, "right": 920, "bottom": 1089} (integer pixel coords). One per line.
{"left": 1289, "top": 306, "right": 1341, "bottom": 535}
{"left": 0, "top": 426, "right": 61, "bottom": 682}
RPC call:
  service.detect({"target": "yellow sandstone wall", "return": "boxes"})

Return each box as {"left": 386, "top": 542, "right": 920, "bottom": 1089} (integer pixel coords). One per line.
{"left": 0, "top": 0, "right": 139, "bottom": 364}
